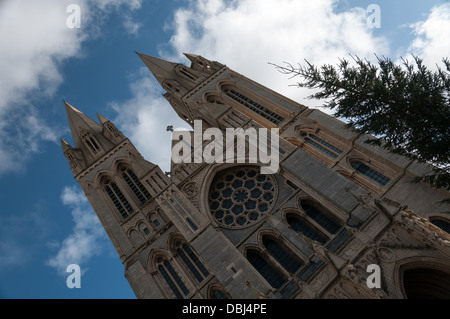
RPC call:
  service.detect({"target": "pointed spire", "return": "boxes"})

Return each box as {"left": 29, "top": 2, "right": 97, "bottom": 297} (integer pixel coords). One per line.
{"left": 97, "top": 113, "right": 110, "bottom": 125}
{"left": 183, "top": 53, "right": 199, "bottom": 63}
{"left": 136, "top": 52, "right": 179, "bottom": 87}
{"left": 64, "top": 101, "right": 103, "bottom": 149}
{"left": 61, "top": 138, "right": 72, "bottom": 152}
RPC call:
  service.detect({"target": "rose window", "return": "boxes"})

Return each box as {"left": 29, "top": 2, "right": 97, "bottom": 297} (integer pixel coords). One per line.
{"left": 208, "top": 166, "right": 277, "bottom": 228}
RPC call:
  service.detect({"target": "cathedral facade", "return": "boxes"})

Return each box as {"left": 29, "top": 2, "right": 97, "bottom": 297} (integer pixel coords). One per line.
{"left": 61, "top": 52, "right": 450, "bottom": 299}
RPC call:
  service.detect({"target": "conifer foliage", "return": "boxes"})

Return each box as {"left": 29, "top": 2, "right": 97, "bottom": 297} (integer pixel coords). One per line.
{"left": 272, "top": 56, "right": 450, "bottom": 201}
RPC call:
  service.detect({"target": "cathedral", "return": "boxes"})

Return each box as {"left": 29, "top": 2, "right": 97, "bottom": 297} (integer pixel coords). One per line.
{"left": 61, "top": 52, "right": 450, "bottom": 299}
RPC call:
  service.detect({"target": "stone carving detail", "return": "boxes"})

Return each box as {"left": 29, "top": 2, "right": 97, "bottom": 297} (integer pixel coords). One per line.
{"left": 341, "top": 240, "right": 361, "bottom": 260}
{"left": 362, "top": 214, "right": 385, "bottom": 237}
{"left": 311, "top": 269, "right": 330, "bottom": 292}
{"left": 357, "top": 249, "right": 377, "bottom": 269}
{"left": 379, "top": 228, "right": 404, "bottom": 246}
{"left": 325, "top": 283, "right": 351, "bottom": 299}
{"left": 341, "top": 263, "right": 365, "bottom": 286}
{"left": 340, "top": 263, "right": 387, "bottom": 299}
{"left": 183, "top": 182, "right": 199, "bottom": 198}
{"left": 394, "top": 209, "right": 450, "bottom": 254}
{"left": 377, "top": 247, "right": 395, "bottom": 263}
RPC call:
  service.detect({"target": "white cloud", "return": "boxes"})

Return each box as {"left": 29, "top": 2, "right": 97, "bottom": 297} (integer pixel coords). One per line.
{"left": 47, "top": 186, "right": 107, "bottom": 276}
{"left": 109, "top": 68, "right": 187, "bottom": 172}
{"left": 0, "top": 0, "right": 143, "bottom": 175}
{"left": 123, "top": 14, "right": 143, "bottom": 36}
{"left": 165, "top": 0, "right": 389, "bottom": 107}
{"left": 109, "top": 0, "right": 390, "bottom": 171}
{"left": 92, "top": 0, "right": 142, "bottom": 11}
{"left": 408, "top": 3, "right": 450, "bottom": 68}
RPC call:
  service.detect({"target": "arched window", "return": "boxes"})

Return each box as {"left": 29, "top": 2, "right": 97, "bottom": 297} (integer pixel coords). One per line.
{"left": 186, "top": 218, "right": 198, "bottom": 231}
{"left": 119, "top": 165, "right": 152, "bottom": 204}
{"left": 209, "top": 285, "right": 231, "bottom": 299}
{"left": 138, "top": 223, "right": 151, "bottom": 236}
{"left": 403, "top": 267, "right": 450, "bottom": 299}
{"left": 104, "top": 178, "right": 134, "bottom": 219}
{"left": 222, "top": 87, "right": 284, "bottom": 125}
{"left": 206, "top": 95, "right": 225, "bottom": 105}
{"left": 149, "top": 211, "right": 161, "bottom": 228}
{"left": 157, "top": 257, "right": 190, "bottom": 299}
{"left": 176, "top": 241, "right": 209, "bottom": 283}
{"left": 262, "top": 236, "right": 303, "bottom": 275}
{"left": 81, "top": 131, "right": 102, "bottom": 155}
{"left": 301, "top": 202, "right": 341, "bottom": 235}
{"left": 176, "top": 65, "right": 198, "bottom": 82}
{"left": 246, "top": 249, "right": 286, "bottom": 289}
{"left": 350, "top": 161, "right": 390, "bottom": 186}
{"left": 301, "top": 132, "right": 343, "bottom": 158}
{"left": 129, "top": 229, "right": 143, "bottom": 247}
{"left": 286, "top": 212, "right": 329, "bottom": 244}
{"left": 208, "top": 166, "right": 277, "bottom": 229}
{"left": 430, "top": 217, "right": 450, "bottom": 234}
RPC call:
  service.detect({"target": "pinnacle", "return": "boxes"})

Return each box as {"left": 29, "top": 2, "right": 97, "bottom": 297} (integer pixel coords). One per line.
{"left": 136, "top": 52, "right": 179, "bottom": 86}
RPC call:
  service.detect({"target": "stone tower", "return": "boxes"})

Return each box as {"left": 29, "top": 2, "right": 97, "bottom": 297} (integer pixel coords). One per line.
{"left": 62, "top": 52, "right": 450, "bottom": 299}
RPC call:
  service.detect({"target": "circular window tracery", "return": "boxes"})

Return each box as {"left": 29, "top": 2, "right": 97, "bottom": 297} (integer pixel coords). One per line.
{"left": 208, "top": 166, "right": 277, "bottom": 229}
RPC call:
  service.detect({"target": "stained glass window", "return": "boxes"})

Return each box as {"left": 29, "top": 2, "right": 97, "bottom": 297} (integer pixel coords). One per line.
{"left": 430, "top": 218, "right": 450, "bottom": 234}
{"left": 176, "top": 241, "right": 209, "bottom": 283}
{"left": 262, "top": 237, "right": 303, "bottom": 274}
{"left": 120, "top": 167, "right": 152, "bottom": 204}
{"left": 209, "top": 167, "right": 277, "bottom": 228}
{"left": 301, "top": 132, "right": 343, "bottom": 158}
{"left": 223, "top": 88, "right": 284, "bottom": 125}
{"left": 105, "top": 181, "right": 134, "bottom": 219}
{"left": 287, "top": 214, "right": 328, "bottom": 244}
{"left": 157, "top": 257, "right": 189, "bottom": 299}
{"left": 210, "top": 287, "right": 229, "bottom": 299}
{"left": 301, "top": 203, "right": 341, "bottom": 234}
{"left": 246, "top": 250, "right": 286, "bottom": 289}
{"left": 351, "top": 161, "right": 390, "bottom": 186}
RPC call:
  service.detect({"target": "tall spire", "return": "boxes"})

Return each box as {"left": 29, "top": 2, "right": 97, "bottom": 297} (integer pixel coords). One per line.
{"left": 97, "top": 113, "right": 110, "bottom": 125}
{"left": 183, "top": 53, "right": 200, "bottom": 64}
{"left": 136, "top": 52, "right": 179, "bottom": 87}
{"left": 60, "top": 137, "right": 72, "bottom": 152}
{"left": 65, "top": 101, "right": 103, "bottom": 149}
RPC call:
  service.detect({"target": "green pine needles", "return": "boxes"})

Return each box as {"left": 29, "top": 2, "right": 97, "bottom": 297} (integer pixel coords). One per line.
{"left": 271, "top": 55, "right": 450, "bottom": 203}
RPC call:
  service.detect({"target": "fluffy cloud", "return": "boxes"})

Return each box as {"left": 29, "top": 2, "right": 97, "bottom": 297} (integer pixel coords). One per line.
{"left": 47, "top": 185, "right": 107, "bottom": 275}
{"left": 0, "top": 0, "right": 142, "bottom": 175}
{"left": 165, "top": 0, "right": 389, "bottom": 106}
{"left": 408, "top": 3, "right": 450, "bottom": 68}
{"left": 109, "top": 68, "right": 188, "bottom": 172}
{"left": 111, "top": 0, "right": 389, "bottom": 170}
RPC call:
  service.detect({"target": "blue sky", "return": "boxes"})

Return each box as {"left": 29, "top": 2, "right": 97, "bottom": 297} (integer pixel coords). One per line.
{"left": 0, "top": 0, "right": 449, "bottom": 299}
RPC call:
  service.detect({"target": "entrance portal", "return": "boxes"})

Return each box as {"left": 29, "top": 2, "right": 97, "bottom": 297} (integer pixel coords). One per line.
{"left": 403, "top": 268, "right": 450, "bottom": 299}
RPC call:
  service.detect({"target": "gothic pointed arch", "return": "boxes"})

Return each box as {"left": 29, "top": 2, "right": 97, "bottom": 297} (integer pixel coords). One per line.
{"left": 80, "top": 128, "right": 103, "bottom": 156}
{"left": 128, "top": 228, "right": 143, "bottom": 247}
{"left": 243, "top": 244, "right": 287, "bottom": 289}
{"left": 343, "top": 156, "right": 395, "bottom": 192}
{"left": 258, "top": 231, "right": 305, "bottom": 276}
{"left": 428, "top": 216, "right": 450, "bottom": 234}
{"left": 298, "top": 197, "right": 342, "bottom": 236}
{"left": 116, "top": 162, "right": 152, "bottom": 205}
{"left": 208, "top": 283, "right": 231, "bottom": 299}
{"left": 98, "top": 174, "right": 134, "bottom": 220}
{"left": 395, "top": 257, "right": 450, "bottom": 299}
{"left": 283, "top": 208, "right": 330, "bottom": 244}
{"left": 169, "top": 233, "right": 210, "bottom": 284}
{"left": 217, "top": 80, "right": 286, "bottom": 128}
{"left": 148, "top": 249, "right": 191, "bottom": 299}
